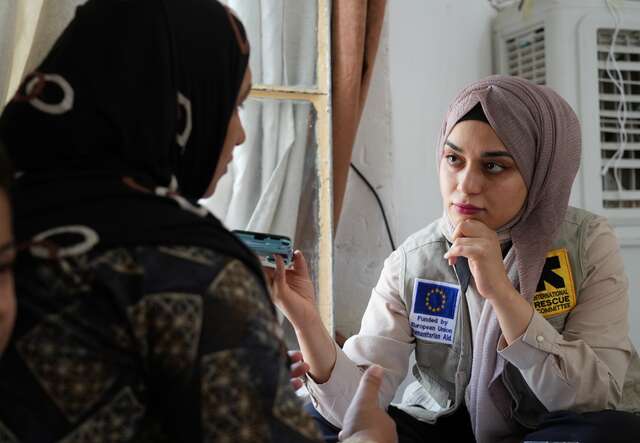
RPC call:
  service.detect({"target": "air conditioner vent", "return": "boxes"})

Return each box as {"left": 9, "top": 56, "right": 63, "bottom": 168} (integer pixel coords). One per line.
{"left": 505, "top": 26, "right": 546, "bottom": 85}
{"left": 598, "top": 29, "right": 640, "bottom": 208}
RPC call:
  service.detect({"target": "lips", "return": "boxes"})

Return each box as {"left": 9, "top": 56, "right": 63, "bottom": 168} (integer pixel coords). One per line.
{"left": 453, "top": 203, "right": 483, "bottom": 215}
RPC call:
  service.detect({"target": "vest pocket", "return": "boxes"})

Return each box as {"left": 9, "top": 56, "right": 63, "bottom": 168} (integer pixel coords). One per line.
{"left": 413, "top": 341, "right": 461, "bottom": 409}
{"left": 415, "top": 340, "right": 461, "bottom": 381}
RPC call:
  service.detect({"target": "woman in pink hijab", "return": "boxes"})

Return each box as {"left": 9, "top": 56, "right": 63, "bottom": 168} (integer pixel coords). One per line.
{"left": 275, "top": 75, "right": 640, "bottom": 443}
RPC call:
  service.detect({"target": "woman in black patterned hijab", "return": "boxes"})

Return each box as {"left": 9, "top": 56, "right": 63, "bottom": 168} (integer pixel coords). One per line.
{"left": 0, "top": 1, "right": 323, "bottom": 441}
{"left": 0, "top": 143, "right": 14, "bottom": 356}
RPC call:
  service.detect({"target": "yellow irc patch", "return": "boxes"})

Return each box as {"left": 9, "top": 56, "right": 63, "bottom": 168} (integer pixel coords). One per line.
{"left": 532, "top": 248, "right": 577, "bottom": 318}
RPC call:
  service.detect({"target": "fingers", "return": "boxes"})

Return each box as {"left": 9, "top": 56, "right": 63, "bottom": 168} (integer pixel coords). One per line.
{"left": 448, "top": 221, "right": 487, "bottom": 266}
{"left": 451, "top": 219, "right": 491, "bottom": 241}
{"left": 274, "top": 254, "right": 285, "bottom": 276}
{"left": 291, "top": 377, "right": 304, "bottom": 391}
{"left": 339, "top": 365, "right": 397, "bottom": 443}
{"left": 445, "top": 234, "right": 497, "bottom": 267}
{"left": 274, "top": 250, "right": 312, "bottom": 284}
{"left": 444, "top": 243, "right": 483, "bottom": 262}
{"left": 444, "top": 244, "right": 463, "bottom": 266}
{"left": 288, "top": 350, "right": 308, "bottom": 391}
{"left": 352, "top": 365, "right": 384, "bottom": 408}
{"left": 338, "top": 365, "right": 385, "bottom": 441}
{"left": 451, "top": 219, "right": 480, "bottom": 240}
{"left": 447, "top": 255, "right": 458, "bottom": 267}
{"left": 273, "top": 254, "right": 287, "bottom": 288}
{"left": 290, "top": 360, "right": 310, "bottom": 379}
{"left": 263, "top": 267, "right": 275, "bottom": 285}
{"left": 268, "top": 255, "right": 288, "bottom": 304}
{"left": 288, "top": 350, "right": 304, "bottom": 363}
{"left": 291, "top": 250, "right": 309, "bottom": 276}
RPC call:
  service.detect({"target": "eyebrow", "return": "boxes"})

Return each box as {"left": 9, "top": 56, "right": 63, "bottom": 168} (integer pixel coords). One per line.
{"left": 444, "top": 140, "right": 514, "bottom": 159}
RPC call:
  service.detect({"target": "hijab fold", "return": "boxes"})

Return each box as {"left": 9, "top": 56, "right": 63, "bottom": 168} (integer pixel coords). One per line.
{"left": 0, "top": 0, "right": 264, "bottom": 283}
{"left": 436, "top": 76, "right": 581, "bottom": 443}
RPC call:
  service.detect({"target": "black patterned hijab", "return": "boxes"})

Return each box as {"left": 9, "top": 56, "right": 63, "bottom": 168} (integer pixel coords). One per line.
{"left": 0, "top": 143, "right": 10, "bottom": 191}
{"left": 0, "top": 0, "right": 263, "bottom": 280}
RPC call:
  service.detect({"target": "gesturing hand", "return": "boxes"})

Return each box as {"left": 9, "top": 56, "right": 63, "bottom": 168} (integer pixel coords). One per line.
{"left": 288, "top": 350, "right": 309, "bottom": 391}
{"left": 339, "top": 365, "right": 397, "bottom": 443}
{"left": 443, "top": 219, "right": 513, "bottom": 301}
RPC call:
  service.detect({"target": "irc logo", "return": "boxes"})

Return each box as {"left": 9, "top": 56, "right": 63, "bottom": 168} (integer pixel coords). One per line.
{"left": 536, "top": 255, "right": 566, "bottom": 292}
{"left": 533, "top": 249, "right": 576, "bottom": 318}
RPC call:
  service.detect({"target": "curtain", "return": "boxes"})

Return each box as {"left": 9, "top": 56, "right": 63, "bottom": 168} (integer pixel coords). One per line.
{"left": 204, "top": 0, "right": 317, "bottom": 245}
{"left": 0, "top": 0, "right": 44, "bottom": 106}
{"left": 24, "top": 0, "right": 89, "bottom": 75}
{"left": 332, "top": 0, "right": 387, "bottom": 227}
{"left": 0, "top": 0, "right": 89, "bottom": 107}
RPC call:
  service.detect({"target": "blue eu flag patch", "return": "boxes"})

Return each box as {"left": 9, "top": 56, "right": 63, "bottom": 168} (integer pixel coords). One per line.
{"left": 413, "top": 280, "right": 459, "bottom": 320}
{"left": 410, "top": 279, "right": 460, "bottom": 345}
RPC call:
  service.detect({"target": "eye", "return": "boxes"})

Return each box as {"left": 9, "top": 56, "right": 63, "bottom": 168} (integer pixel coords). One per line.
{"left": 445, "top": 154, "right": 461, "bottom": 166}
{"left": 485, "top": 162, "right": 505, "bottom": 173}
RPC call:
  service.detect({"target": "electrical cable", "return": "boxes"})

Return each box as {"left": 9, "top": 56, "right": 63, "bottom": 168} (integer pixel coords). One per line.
{"left": 601, "top": 0, "right": 628, "bottom": 194}
{"left": 601, "top": 0, "right": 626, "bottom": 182}
{"left": 349, "top": 162, "right": 396, "bottom": 251}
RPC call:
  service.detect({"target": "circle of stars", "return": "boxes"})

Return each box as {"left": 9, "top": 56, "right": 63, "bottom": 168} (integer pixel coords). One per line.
{"left": 426, "top": 288, "right": 447, "bottom": 313}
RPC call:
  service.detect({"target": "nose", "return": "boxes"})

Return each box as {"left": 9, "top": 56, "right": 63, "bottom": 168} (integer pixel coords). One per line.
{"left": 236, "top": 115, "right": 246, "bottom": 146}
{"left": 458, "top": 165, "right": 483, "bottom": 195}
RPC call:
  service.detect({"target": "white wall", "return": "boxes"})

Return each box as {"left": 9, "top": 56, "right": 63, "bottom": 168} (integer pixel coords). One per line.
{"left": 388, "top": 0, "right": 497, "bottom": 244}
{"left": 335, "top": 0, "right": 497, "bottom": 336}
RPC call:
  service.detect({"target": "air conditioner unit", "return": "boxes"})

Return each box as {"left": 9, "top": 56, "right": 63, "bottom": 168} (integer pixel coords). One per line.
{"left": 493, "top": 0, "right": 640, "bottom": 243}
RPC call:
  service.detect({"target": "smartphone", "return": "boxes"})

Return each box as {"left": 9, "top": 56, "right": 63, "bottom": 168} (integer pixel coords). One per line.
{"left": 233, "top": 230, "right": 294, "bottom": 269}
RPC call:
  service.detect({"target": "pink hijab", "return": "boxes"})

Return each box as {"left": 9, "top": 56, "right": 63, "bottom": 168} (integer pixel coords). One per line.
{"left": 436, "top": 75, "right": 581, "bottom": 442}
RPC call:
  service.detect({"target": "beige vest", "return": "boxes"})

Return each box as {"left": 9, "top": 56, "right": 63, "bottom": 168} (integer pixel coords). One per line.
{"left": 395, "top": 207, "right": 640, "bottom": 428}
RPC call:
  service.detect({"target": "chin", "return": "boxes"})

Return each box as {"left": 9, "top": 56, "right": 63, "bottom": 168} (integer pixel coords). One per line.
{"left": 449, "top": 210, "right": 484, "bottom": 227}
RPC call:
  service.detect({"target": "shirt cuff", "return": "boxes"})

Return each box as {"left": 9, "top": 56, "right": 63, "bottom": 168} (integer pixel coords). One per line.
{"left": 304, "top": 343, "right": 363, "bottom": 427}
{"left": 498, "top": 311, "right": 561, "bottom": 370}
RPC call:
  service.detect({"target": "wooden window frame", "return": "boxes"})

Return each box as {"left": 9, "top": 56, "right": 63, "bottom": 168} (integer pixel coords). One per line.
{"left": 248, "top": 0, "right": 334, "bottom": 333}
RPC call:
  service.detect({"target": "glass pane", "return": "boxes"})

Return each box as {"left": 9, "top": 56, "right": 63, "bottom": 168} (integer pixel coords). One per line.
{"left": 203, "top": 97, "right": 320, "bottom": 299}
{"left": 221, "top": 0, "right": 318, "bottom": 88}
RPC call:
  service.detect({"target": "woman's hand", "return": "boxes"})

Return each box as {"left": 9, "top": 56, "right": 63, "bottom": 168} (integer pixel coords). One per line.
{"left": 443, "top": 219, "right": 512, "bottom": 301}
{"left": 339, "top": 365, "right": 397, "bottom": 443}
{"left": 266, "top": 250, "right": 320, "bottom": 331}
{"left": 267, "top": 250, "right": 337, "bottom": 384}
{"left": 444, "top": 219, "right": 534, "bottom": 344}
{"left": 288, "top": 350, "right": 309, "bottom": 391}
